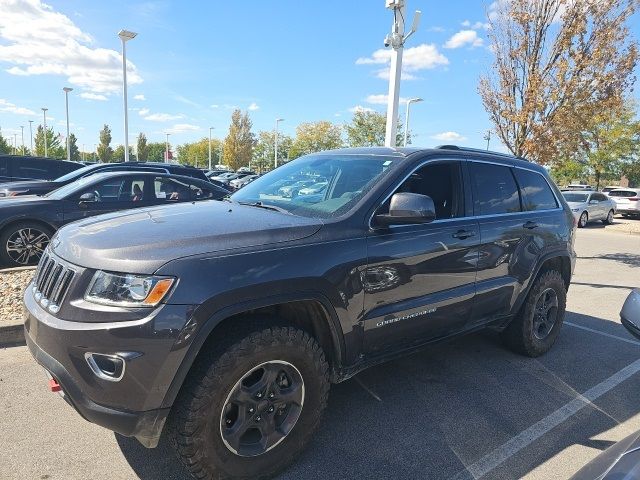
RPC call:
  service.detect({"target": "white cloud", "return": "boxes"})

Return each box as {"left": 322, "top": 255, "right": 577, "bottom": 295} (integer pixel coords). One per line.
{"left": 0, "top": 98, "right": 35, "bottom": 115}
{"left": 472, "top": 21, "right": 490, "bottom": 30}
{"left": 80, "top": 92, "right": 107, "bottom": 101}
{"left": 428, "top": 26, "right": 446, "bottom": 33}
{"left": 175, "top": 95, "right": 199, "bottom": 107}
{"left": 248, "top": 102, "right": 259, "bottom": 111}
{"left": 334, "top": 113, "right": 342, "bottom": 117}
{"left": 356, "top": 43, "right": 449, "bottom": 80}
{"left": 365, "top": 94, "right": 408, "bottom": 105}
{"left": 138, "top": 108, "right": 150, "bottom": 116}
{"left": 166, "top": 123, "right": 200, "bottom": 134}
{"left": 461, "top": 20, "right": 471, "bottom": 27}
{"left": 444, "top": 30, "right": 484, "bottom": 49}
{"left": 0, "top": 0, "right": 142, "bottom": 96}
{"left": 431, "top": 131, "right": 467, "bottom": 142}
{"left": 210, "top": 104, "right": 220, "bottom": 109}
{"left": 133, "top": 94, "right": 146, "bottom": 101}
{"left": 348, "top": 105, "right": 375, "bottom": 114}
{"left": 144, "top": 113, "right": 184, "bottom": 122}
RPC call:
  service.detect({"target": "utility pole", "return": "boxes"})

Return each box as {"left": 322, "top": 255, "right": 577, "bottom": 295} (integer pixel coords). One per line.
{"left": 384, "top": 1, "right": 421, "bottom": 147}
{"left": 208, "top": 127, "right": 214, "bottom": 170}
{"left": 165, "top": 133, "right": 170, "bottom": 163}
{"left": 20, "top": 126, "right": 24, "bottom": 155}
{"left": 403, "top": 98, "right": 423, "bottom": 146}
{"left": 82, "top": 144, "right": 85, "bottom": 162}
{"left": 274, "top": 118, "right": 284, "bottom": 168}
{"left": 484, "top": 130, "right": 491, "bottom": 150}
{"left": 28, "top": 120, "right": 33, "bottom": 153}
{"left": 13, "top": 134, "right": 17, "bottom": 154}
{"left": 118, "top": 30, "right": 137, "bottom": 162}
{"left": 41, "top": 108, "right": 48, "bottom": 157}
{"left": 63, "top": 87, "right": 73, "bottom": 161}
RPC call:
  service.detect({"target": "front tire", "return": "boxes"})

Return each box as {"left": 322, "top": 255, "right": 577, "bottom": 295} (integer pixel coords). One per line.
{"left": 578, "top": 211, "right": 588, "bottom": 228}
{"left": 170, "top": 325, "right": 330, "bottom": 480}
{"left": 501, "top": 270, "right": 567, "bottom": 357}
{"left": 0, "top": 222, "right": 53, "bottom": 267}
{"left": 602, "top": 210, "right": 614, "bottom": 225}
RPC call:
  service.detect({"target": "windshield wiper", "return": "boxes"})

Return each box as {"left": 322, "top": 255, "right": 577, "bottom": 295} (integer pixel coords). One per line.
{"left": 237, "top": 201, "right": 292, "bottom": 215}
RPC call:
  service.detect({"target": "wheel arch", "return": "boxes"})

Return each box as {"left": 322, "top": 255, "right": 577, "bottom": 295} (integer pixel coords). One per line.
{"left": 161, "top": 292, "right": 345, "bottom": 409}
{"left": 0, "top": 217, "right": 57, "bottom": 236}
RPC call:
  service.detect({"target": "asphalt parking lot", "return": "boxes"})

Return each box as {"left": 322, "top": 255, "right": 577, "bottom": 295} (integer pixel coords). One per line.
{"left": 1, "top": 226, "right": 639, "bottom": 480}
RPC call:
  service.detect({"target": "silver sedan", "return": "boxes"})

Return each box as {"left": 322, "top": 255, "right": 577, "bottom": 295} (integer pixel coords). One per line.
{"left": 562, "top": 191, "right": 617, "bottom": 228}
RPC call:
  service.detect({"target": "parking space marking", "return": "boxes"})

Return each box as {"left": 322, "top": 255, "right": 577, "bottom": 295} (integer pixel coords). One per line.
{"left": 565, "top": 321, "right": 640, "bottom": 347}
{"left": 450, "top": 358, "right": 640, "bottom": 480}
{"left": 354, "top": 377, "right": 382, "bottom": 402}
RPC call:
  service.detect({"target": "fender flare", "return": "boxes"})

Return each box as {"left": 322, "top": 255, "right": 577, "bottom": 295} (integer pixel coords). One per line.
{"left": 160, "top": 291, "right": 346, "bottom": 409}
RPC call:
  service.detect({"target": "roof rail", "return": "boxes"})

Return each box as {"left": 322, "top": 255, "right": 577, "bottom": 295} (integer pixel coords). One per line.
{"left": 435, "top": 145, "right": 530, "bottom": 162}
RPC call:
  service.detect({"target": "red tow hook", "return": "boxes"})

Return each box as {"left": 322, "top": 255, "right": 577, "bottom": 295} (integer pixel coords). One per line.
{"left": 48, "top": 378, "right": 62, "bottom": 393}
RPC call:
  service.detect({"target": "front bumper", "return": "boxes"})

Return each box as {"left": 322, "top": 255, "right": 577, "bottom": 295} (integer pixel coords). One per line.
{"left": 23, "top": 284, "right": 197, "bottom": 447}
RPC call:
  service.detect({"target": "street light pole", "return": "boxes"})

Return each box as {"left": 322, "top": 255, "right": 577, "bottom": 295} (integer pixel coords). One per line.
{"left": 165, "top": 133, "right": 170, "bottom": 163}
{"left": 82, "top": 144, "right": 85, "bottom": 162}
{"left": 118, "top": 29, "right": 137, "bottom": 162}
{"left": 20, "top": 126, "right": 24, "bottom": 155}
{"left": 403, "top": 97, "right": 423, "bottom": 147}
{"left": 41, "top": 108, "right": 48, "bottom": 157}
{"left": 13, "top": 134, "right": 17, "bottom": 154}
{"left": 28, "top": 120, "right": 33, "bottom": 153}
{"left": 63, "top": 87, "right": 73, "bottom": 161}
{"left": 384, "top": 1, "right": 421, "bottom": 147}
{"left": 208, "top": 127, "right": 214, "bottom": 170}
{"left": 274, "top": 118, "right": 284, "bottom": 169}
{"left": 484, "top": 130, "right": 491, "bottom": 150}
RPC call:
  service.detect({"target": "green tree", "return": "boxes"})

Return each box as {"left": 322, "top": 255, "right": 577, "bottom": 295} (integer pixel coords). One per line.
{"left": 176, "top": 137, "right": 223, "bottom": 168}
{"left": 68, "top": 133, "right": 81, "bottom": 162}
{"left": 113, "top": 145, "right": 135, "bottom": 162}
{"left": 136, "top": 133, "right": 149, "bottom": 162}
{"left": 344, "top": 110, "right": 407, "bottom": 147}
{"left": 252, "top": 130, "right": 293, "bottom": 172}
{"left": 0, "top": 128, "right": 10, "bottom": 154}
{"left": 222, "top": 109, "right": 255, "bottom": 170}
{"left": 289, "top": 121, "right": 343, "bottom": 159}
{"left": 147, "top": 142, "right": 167, "bottom": 162}
{"left": 97, "top": 124, "right": 114, "bottom": 163}
{"left": 34, "top": 125, "right": 64, "bottom": 158}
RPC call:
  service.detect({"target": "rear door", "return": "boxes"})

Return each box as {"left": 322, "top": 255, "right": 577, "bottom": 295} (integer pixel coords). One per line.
{"left": 363, "top": 159, "right": 480, "bottom": 354}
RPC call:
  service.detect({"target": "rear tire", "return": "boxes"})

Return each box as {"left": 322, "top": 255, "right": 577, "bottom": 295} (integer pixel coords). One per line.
{"left": 602, "top": 210, "right": 614, "bottom": 225}
{"left": 0, "top": 221, "right": 53, "bottom": 267}
{"left": 169, "top": 325, "right": 330, "bottom": 480}
{"left": 578, "top": 211, "right": 588, "bottom": 228}
{"left": 501, "top": 270, "right": 567, "bottom": 357}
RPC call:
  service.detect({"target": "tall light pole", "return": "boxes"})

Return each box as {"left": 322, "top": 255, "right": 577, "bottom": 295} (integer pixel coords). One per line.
{"left": 28, "top": 120, "right": 33, "bottom": 153}
{"left": 484, "top": 130, "right": 491, "bottom": 150}
{"left": 41, "top": 108, "right": 48, "bottom": 157}
{"left": 403, "top": 97, "right": 423, "bottom": 147}
{"left": 274, "top": 118, "right": 284, "bottom": 169}
{"left": 20, "top": 126, "right": 24, "bottom": 155}
{"left": 82, "top": 144, "right": 85, "bottom": 162}
{"left": 118, "top": 29, "right": 137, "bottom": 162}
{"left": 13, "top": 134, "right": 17, "bottom": 154}
{"left": 63, "top": 87, "right": 73, "bottom": 161}
{"left": 384, "top": 1, "right": 421, "bottom": 147}
{"left": 208, "top": 127, "right": 214, "bottom": 170}
{"left": 165, "top": 133, "right": 170, "bottom": 163}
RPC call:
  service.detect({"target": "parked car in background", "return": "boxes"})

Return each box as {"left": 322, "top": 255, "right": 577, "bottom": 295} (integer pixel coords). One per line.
{"left": 205, "top": 168, "right": 232, "bottom": 178}
{"left": 0, "top": 171, "right": 228, "bottom": 267}
{"left": 229, "top": 174, "right": 259, "bottom": 190}
{"left": 210, "top": 171, "right": 254, "bottom": 186}
{"left": 564, "top": 184, "right": 593, "bottom": 191}
{"left": 0, "top": 155, "right": 83, "bottom": 184}
{"left": 299, "top": 180, "right": 328, "bottom": 196}
{"left": 562, "top": 191, "right": 616, "bottom": 227}
{"left": 601, "top": 185, "right": 622, "bottom": 195}
{"left": 608, "top": 188, "right": 640, "bottom": 218}
{"left": 23, "top": 146, "right": 576, "bottom": 480}
{"left": 0, "top": 161, "right": 209, "bottom": 198}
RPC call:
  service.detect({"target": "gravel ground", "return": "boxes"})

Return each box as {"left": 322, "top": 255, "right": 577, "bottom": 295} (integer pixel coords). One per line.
{"left": 0, "top": 268, "right": 34, "bottom": 328}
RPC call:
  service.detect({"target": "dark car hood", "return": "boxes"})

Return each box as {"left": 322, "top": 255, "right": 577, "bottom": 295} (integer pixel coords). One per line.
{"left": 0, "top": 180, "right": 60, "bottom": 196}
{"left": 0, "top": 195, "right": 59, "bottom": 207}
{"left": 53, "top": 200, "right": 323, "bottom": 273}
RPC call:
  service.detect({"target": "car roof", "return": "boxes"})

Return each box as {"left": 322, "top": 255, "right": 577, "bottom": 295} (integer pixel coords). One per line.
{"left": 610, "top": 187, "right": 640, "bottom": 192}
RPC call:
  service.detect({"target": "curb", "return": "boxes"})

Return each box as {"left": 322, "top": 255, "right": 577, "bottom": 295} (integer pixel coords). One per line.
{"left": 0, "top": 323, "right": 25, "bottom": 348}
{"left": 0, "top": 266, "right": 37, "bottom": 274}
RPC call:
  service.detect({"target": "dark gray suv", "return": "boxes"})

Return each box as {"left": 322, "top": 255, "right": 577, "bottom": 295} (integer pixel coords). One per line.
{"left": 24, "top": 146, "right": 576, "bottom": 479}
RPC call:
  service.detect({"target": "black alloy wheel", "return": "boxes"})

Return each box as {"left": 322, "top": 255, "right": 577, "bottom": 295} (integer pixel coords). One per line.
{"left": 532, "top": 287, "right": 559, "bottom": 340}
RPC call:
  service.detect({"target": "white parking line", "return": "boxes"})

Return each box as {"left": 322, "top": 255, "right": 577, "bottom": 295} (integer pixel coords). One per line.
{"left": 450, "top": 358, "right": 640, "bottom": 480}
{"left": 565, "top": 321, "right": 640, "bottom": 347}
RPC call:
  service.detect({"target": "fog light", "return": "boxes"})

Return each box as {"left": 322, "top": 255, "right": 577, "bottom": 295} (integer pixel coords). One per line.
{"left": 84, "top": 353, "right": 126, "bottom": 382}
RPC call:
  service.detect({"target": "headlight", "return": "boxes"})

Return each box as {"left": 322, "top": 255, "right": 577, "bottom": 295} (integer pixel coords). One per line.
{"left": 85, "top": 271, "right": 175, "bottom": 307}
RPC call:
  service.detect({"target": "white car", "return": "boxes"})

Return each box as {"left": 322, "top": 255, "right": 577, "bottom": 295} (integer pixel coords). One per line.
{"left": 298, "top": 181, "right": 328, "bottom": 196}
{"left": 565, "top": 184, "right": 593, "bottom": 191}
{"left": 602, "top": 186, "right": 622, "bottom": 196}
{"left": 609, "top": 188, "right": 640, "bottom": 218}
{"left": 562, "top": 190, "right": 617, "bottom": 228}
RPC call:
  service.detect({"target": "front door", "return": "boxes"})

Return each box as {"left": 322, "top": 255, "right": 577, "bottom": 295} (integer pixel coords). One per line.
{"left": 363, "top": 160, "right": 479, "bottom": 354}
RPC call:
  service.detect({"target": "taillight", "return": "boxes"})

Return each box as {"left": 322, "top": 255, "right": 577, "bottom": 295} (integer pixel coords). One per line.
{"left": 629, "top": 197, "right": 639, "bottom": 201}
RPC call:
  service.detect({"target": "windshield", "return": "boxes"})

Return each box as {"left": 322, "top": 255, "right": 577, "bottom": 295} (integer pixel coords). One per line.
{"left": 231, "top": 154, "right": 397, "bottom": 218}
{"left": 55, "top": 164, "right": 97, "bottom": 182}
{"left": 562, "top": 193, "right": 589, "bottom": 203}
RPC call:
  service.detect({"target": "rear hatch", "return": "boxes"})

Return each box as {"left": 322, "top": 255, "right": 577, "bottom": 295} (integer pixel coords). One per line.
{"left": 609, "top": 190, "right": 640, "bottom": 209}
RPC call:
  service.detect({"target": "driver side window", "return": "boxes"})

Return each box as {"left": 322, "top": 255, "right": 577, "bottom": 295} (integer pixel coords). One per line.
{"left": 78, "top": 176, "right": 147, "bottom": 203}
{"left": 380, "top": 161, "right": 464, "bottom": 220}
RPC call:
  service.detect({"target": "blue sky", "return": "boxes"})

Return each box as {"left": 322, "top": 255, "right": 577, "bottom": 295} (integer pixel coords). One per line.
{"left": 0, "top": 0, "right": 638, "bottom": 155}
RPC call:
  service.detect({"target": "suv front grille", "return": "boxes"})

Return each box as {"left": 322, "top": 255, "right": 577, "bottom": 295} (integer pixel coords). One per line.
{"left": 32, "top": 252, "right": 76, "bottom": 314}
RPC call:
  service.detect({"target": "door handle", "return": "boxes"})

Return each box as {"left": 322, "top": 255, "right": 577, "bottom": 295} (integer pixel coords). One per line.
{"left": 523, "top": 221, "right": 538, "bottom": 230}
{"left": 452, "top": 229, "right": 476, "bottom": 239}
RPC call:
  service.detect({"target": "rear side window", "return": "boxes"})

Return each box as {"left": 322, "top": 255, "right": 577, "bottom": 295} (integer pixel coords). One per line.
{"left": 609, "top": 190, "right": 638, "bottom": 198}
{"left": 470, "top": 162, "right": 521, "bottom": 215}
{"left": 13, "top": 158, "right": 51, "bottom": 180}
{"left": 592, "top": 193, "right": 607, "bottom": 202}
{"left": 513, "top": 169, "right": 558, "bottom": 211}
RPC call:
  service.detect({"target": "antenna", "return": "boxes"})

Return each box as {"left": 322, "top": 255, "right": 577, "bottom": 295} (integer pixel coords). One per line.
{"left": 404, "top": 10, "right": 421, "bottom": 42}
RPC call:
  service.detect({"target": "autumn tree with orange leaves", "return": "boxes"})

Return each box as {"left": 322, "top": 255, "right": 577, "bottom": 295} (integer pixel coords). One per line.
{"left": 480, "top": 0, "right": 638, "bottom": 165}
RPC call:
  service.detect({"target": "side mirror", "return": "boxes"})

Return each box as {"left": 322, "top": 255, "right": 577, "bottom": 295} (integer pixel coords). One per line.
{"left": 621, "top": 289, "right": 640, "bottom": 341}
{"left": 375, "top": 192, "right": 436, "bottom": 226}
{"left": 79, "top": 192, "right": 97, "bottom": 206}
{"left": 589, "top": 199, "right": 599, "bottom": 205}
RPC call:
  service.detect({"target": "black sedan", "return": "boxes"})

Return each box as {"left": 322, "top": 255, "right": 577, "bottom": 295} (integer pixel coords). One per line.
{"left": 0, "top": 171, "right": 229, "bottom": 267}
{"left": 0, "top": 161, "right": 209, "bottom": 198}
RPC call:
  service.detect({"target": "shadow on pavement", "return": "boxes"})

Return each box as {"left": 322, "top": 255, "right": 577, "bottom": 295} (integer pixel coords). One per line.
{"left": 571, "top": 281, "right": 637, "bottom": 290}
{"left": 577, "top": 253, "right": 640, "bottom": 268}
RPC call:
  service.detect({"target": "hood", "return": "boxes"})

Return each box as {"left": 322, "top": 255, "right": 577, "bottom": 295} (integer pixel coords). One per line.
{"left": 53, "top": 200, "right": 323, "bottom": 273}
{"left": 0, "top": 180, "right": 60, "bottom": 196}
{"left": 0, "top": 195, "right": 58, "bottom": 207}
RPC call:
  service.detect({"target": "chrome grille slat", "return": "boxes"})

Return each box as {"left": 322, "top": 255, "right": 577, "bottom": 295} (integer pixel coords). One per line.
{"left": 32, "top": 252, "right": 76, "bottom": 314}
